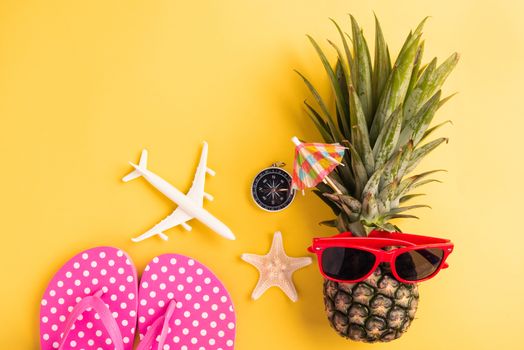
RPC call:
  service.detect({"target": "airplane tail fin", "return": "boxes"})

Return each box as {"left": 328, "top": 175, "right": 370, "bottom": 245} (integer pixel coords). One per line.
{"left": 123, "top": 149, "right": 148, "bottom": 182}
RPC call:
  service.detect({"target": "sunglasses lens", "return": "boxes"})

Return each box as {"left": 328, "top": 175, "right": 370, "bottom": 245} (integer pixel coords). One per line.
{"left": 395, "top": 248, "right": 444, "bottom": 281}
{"left": 321, "top": 247, "right": 376, "bottom": 281}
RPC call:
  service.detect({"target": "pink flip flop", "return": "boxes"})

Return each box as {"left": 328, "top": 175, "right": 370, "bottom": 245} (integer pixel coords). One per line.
{"left": 136, "top": 254, "right": 236, "bottom": 350}
{"left": 40, "top": 247, "right": 138, "bottom": 350}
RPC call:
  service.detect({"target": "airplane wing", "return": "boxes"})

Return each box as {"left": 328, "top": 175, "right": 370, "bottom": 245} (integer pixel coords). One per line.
{"left": 131, "top": 208, "right": 193, "bottom": 242}
{"left": 186, "top": 142, "right": 209, "bottom": 206}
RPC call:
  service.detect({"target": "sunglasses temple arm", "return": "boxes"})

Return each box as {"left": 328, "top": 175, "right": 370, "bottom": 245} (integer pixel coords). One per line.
{"left": 307, "top": 246, "right": 314, "bottom": 253}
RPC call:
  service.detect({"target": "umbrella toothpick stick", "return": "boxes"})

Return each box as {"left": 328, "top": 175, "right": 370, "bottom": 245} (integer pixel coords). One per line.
{"left": 322, "top": 175, "right": 343, "bottom": 195}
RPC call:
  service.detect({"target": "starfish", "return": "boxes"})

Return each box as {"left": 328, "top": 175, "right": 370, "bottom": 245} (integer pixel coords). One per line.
{"left": 241, "top": 231, "right": 312, "bottom": 302}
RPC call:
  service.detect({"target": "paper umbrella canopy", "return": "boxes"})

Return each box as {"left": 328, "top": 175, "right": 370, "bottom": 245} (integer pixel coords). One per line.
{"left": 291, "top": 136, "right": 346, "bottom": 193}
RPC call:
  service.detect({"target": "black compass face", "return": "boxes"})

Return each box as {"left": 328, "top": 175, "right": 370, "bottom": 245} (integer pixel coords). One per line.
{"left": 252, "top": 167, "right": 295, "bottom": 211}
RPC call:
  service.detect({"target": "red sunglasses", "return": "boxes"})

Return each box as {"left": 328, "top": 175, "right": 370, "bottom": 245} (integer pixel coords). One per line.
{"left": 308, "top": 230, "right": 454, "bottom": 284}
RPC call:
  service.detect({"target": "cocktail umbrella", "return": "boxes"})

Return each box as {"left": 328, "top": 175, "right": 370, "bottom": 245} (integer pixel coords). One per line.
{"left": 291, "top": 136, "right": 346, "bottom": 194}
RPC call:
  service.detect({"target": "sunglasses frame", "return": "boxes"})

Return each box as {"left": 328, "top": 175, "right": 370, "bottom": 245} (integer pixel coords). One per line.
{"left": 307, "top": 230, "right": 454, "bottom": 284}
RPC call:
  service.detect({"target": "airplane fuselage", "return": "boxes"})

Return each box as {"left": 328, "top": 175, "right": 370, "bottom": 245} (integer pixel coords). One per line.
{"left": 133, "top": 166, "right": 235, "bottom": 240}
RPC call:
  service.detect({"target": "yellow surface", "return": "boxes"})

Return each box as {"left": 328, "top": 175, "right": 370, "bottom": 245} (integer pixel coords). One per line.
{"left": 1, "top": 1, "right": 523, "bottom": 349}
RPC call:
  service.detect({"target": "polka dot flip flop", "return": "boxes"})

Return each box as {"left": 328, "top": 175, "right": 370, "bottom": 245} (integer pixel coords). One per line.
{"left": 40, "top": 247, "right": 138, "bottom": 350}
{"left": 136, "top": 254, "right": 236, "bottom": 350}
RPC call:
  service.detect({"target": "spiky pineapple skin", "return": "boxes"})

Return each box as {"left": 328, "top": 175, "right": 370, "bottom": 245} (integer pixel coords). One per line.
{"left": 323, "top": 265, "right": 419, "bottom": 342}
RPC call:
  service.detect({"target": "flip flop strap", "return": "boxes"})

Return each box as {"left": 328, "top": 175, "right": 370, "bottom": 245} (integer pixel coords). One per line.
{"left": 57, "top": 289, "right": 124, "bottom": 350}
{"left": 136, "top": 300, "right": 178, "bottom": 350}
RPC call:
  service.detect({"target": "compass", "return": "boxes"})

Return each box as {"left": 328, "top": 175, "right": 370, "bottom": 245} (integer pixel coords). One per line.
{"left": 251, "top": 163, "right": 296, "bottom": 212}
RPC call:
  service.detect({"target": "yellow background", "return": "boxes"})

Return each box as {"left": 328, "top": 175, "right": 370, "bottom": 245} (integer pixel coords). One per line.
{"left": 1, "top": 0, "right": 523, "bottom": 349}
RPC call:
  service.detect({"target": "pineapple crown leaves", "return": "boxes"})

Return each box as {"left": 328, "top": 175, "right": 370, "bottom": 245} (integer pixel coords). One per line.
{"left": 297, "top": 15, "right": 458, "bottom": 236}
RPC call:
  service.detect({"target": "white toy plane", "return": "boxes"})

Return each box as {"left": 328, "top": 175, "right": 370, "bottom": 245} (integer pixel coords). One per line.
{"left": 123, "top": 142, "right": 235, "bottom": 242}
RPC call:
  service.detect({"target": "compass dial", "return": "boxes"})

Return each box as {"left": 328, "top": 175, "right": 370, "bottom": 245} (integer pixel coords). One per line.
{"left": 251, "top": 167, "right": 295, "bottom": 212}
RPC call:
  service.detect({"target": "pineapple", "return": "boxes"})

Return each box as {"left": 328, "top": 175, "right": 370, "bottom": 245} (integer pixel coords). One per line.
{"left": 297, "top": 15, "right": 458, "bottom": 342}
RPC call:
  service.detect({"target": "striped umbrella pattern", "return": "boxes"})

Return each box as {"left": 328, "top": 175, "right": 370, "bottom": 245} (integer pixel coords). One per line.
{"left": 291, "top": 136, "right": 346, "bottom": 193}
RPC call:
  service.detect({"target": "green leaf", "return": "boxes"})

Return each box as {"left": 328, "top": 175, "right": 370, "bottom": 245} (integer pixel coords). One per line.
{"left": 373, "top": 105, "right": 403, "bottom": 170}
{"left": 412, "top": 179, "right": 442, "bottom": 189}
{"left": 370, "top": 31, "right": 422, "bottom": 144}
{"left": 438, "top": 92, "right": 457, "bottom": 110}
{"left": 420, "top": 121, "right": 452, "bottom": 143}
{"left": 330, "top": 18, "right": 355, "bottom": 88}
{"left": 404, "top": 53, "right": 459, "bottom": 125}
{"left": 303, "top": 101, "right": 335, "bottom": 143}
{"left": 344, "top": 32, "right": 357, "bottom": 88}
{"left": 379, "top": 147, "right": 401, "bottom": 188}
{"left": 323, "top": 193, "right": 361, "bottom": 221}
{"left": 407, "top": 41, "right": 425, "bottom": 97}
{"left": 384, "top": 204, "right": 431, "bottom": 215}
{"left": 377, "top": 144, "right": 414, "bottom": 211}
{"left": 403, "top": 58, "right": 436, "bottom": 125}
{"left": 307, "top": 35, "right": 350, "bottom": 138}
{"left": 398, "top": 90, "right": 441, "bottom": 148}
{"left": 396, "top": 170, "right": 446, "bottom": 200}
{"left": 346, "top": 220, "right": 367, "bottom": 237}
{"left": 380, "top": 140, "right": 413, "bottom": 189}
{"left": 349, "top": 86, "right": 375, "bottom": 176}
{"left": 419, "top": 53, "right": 459, "bottom": 106}
{"left": 395, "top": 140, "right": 415, "bottom": 181}
{"left": 387, "top": 214, "right": 419, "bottom": 220}
{"left": 396, "top": 178, "right": 442, "bottom": 203}
{"left": 372, "top": 14, "right": 391, "bottom": 116}
{"left": 377, "top": 180, "right": 398, "bottom": 212}
{"left": 331, "top": 141, "right": 356, "bottom": 192}
{"left": 312, "top": 189, "right": 340, "bottom": 215}
{"left": 326, "top": 171, "right": 349, "bottom": 195}
{"left": 399, "top": 193, "right": 426, "bottom": 203}
{"left": 362, "top": 163, "right": 385, "bottom": 200}
{"left": 350, "top": 15, "right": 373, "bottom": 125}
{"left": 416, "top": 62, "right": 429, "bottom": 80}
{"left": 330, "top": 49, "right": 351, "bottom": 138}
{"left": 414, "top": 17, "right": 429, "bottom": 34}
{"left": 406, "top": 137, "right": 448, "bottom": 174}
{"left": 375, "top": 222, "right": 398, "bottom": 232}
{"left": 316, "top": 182, "right": 334, "bottom": 193}
{"left": 343, "top": 140, "right": 368, "bottom": 199}
{"left": 392, "top": 29, "right": 424, "bottom": 94}
{"left": 362, "top": 192, "right": 379, "bottom": 221}
{"left": 319, "top": 220, "right": 337, "bottom": 227}
{"left": 295, "top": 70, "right": 341, "bottom": 139}
{"left": 396, "top": 17, "right": 428, "bottom": 59}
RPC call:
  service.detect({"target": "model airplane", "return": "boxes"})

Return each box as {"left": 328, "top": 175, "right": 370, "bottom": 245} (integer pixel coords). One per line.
{"left": 123, "top": 142, "right": 235, "bottom": 242}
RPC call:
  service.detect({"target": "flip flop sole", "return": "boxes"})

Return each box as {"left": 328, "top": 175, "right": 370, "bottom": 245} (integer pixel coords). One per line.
{"left": 138, "top": 254, "right": 236, "bottom": 349}
{"left": 40, "top": 247, "right": 138, "bottom": 350}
